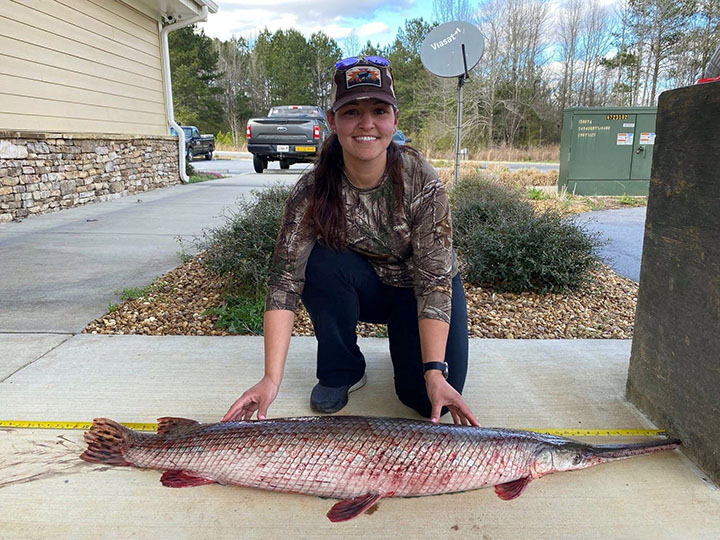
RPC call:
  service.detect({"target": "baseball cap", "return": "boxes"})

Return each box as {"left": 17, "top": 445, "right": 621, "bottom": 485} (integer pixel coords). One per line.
{"left": 329, "top": 56, "right": 398, "bottom": 113}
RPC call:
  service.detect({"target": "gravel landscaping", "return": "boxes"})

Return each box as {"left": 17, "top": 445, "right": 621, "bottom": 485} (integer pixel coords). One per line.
{"left": 84, "top": 254, "right": 638, "bottom": 339}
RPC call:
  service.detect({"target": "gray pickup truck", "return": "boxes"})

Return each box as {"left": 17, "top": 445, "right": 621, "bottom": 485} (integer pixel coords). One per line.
{"left": 171, "top": 126, "right": 215, "bottom": 162}
{"left": 246, "top": 106, "right": 329, "bottom": 173}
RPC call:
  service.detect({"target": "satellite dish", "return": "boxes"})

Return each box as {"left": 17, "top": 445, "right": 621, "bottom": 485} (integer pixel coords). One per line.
{"left": 420, "top": 21, "right": 484, "bottom": 78}
{"left": 420, "top": 21, "right": 485, "bottom": 185}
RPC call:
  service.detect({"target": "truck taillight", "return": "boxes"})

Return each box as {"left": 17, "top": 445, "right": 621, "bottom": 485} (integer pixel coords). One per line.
{"left": 246, "top": 125, "right": 251, "bottom": 139}
{"left": 313, "top": 125, "right": 320, "bottom": 139}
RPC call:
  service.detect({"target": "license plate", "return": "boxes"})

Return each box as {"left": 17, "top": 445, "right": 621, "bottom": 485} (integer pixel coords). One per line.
{"left": 277, "top": 145, "right": 289, "bottom": 152}
{"left": 295, "top": 146, "right": 316, "bottom": 152}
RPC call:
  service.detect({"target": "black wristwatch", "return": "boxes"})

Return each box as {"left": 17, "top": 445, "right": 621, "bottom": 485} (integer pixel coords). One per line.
{"left": 423, "top": 361, "right": 449, "bottom": 379}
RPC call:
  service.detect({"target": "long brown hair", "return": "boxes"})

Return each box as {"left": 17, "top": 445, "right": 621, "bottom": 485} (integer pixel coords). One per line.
{"left": 307, "top": 133, "right": 418, "bottom": 249}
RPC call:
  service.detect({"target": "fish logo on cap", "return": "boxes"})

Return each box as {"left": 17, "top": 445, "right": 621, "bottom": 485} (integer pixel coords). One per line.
{"left": 345, "top": 66, "right": 382, "bottom": 88}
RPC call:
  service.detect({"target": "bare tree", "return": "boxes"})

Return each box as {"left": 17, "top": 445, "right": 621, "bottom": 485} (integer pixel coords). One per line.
{"left": 214, "top": 37, "right": 251, "bottom": 144}
{"left": 432, "top": 0, "right": 477, "bottom": 23}
{"left": 578, "top": 0, "right": 613, "bottom": 105}
{"left": 342, "top": 30, "right": 360, "bottom": 57}
{"left": 557, "top": 0, "right": 584, "bottom": 110}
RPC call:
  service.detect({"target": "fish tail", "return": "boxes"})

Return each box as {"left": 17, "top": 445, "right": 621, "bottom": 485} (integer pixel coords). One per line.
{"left": 80, "top": 418, "right": 135, "bottom": 466}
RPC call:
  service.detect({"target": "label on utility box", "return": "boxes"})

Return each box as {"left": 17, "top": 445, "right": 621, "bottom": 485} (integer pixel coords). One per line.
{"left": 616, "top": 133, "right": 634, "bottom": 145}
{"left": 639, "top": 132, "right": 656, "bottom": 145}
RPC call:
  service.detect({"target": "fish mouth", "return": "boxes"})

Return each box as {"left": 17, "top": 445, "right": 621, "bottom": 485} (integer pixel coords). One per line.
{"left": 589, "top": 438, "right": 681, "bottom": 460}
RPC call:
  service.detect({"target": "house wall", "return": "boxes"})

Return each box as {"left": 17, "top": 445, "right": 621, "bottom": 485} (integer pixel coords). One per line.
{"left": 0, "top": 0, "right": 167, "bottom": 135}
{"left": 0, "top": 132, "right": 179, "bottom": 222}
{"left": 0, "top": 0, "right": 182, "bottom": 221}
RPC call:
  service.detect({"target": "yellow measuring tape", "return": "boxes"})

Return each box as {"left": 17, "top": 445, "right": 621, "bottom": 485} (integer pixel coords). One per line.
{"left": 0, "top": 420, "right": 666, "bottom": 437}
{"left": 0, "top": 420, "right": 158, "bottom": 431}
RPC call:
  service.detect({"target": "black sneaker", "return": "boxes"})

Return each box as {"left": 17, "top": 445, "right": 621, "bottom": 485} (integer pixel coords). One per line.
{"left": 310, "top": 374, "right": 367, "bottom": 414}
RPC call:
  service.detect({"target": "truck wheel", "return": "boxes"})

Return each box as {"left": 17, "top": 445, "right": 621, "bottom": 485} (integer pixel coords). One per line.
{"left": 186, "top": 148, "right": 193, "bottom": 163}
{"left": 253, "top": 154, "right": 266, "bottom": 174}
{"left": 206, "top": 151, "right": 213, "bottom": 160}
{"left": 280, "top": 159, "right": 290, "bottom": 170}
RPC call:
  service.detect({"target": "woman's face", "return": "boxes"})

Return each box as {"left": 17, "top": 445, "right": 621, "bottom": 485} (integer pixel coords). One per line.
{"left": 327, "top": 99, "right": 399, "bottom": 171}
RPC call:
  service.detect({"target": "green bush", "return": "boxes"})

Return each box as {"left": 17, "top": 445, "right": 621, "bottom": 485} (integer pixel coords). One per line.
{"left": 450, "top": 175, "right": 531, "bottom": 245}
{"left": 194, "top": 183, "right": 293, "bottom": 300}
{"left": 205, "top": 294, "right": 265, "bottom": 335}
{"left": 450, "top": 176, "right": 602, "bottom": 293}
{"left": 215, "top": 131, "right": 234, "bottom": 146}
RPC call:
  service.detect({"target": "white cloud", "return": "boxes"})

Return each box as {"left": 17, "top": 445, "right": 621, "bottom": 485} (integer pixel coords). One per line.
{"left": 198, "top": 0, "right": 418, "bottom": 43}
{"left": 358, "top": 21, "right": 389, "bottom": 36}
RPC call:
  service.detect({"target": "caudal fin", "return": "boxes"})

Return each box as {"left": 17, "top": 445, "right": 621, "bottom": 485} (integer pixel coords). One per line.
{"left": 80, "top": 418, "right": 134, "bottom": 466}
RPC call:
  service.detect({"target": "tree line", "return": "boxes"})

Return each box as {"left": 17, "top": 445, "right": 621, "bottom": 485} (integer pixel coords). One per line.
{"left": 168, "top": 0, "right": 719, "bottom": 153}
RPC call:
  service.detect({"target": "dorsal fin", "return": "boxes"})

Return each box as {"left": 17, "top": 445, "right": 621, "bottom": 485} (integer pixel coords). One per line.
{"left": 156, "top": 417, "right": 200, "bottom": 436}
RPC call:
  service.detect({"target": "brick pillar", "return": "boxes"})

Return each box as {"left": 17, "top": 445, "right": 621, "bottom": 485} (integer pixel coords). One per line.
{"left": 626, "top": 81, "right": 720, "bottom": 484}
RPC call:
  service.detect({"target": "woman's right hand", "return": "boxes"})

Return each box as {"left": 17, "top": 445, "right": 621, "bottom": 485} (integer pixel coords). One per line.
{"left": 221, "top": 375, "right": 280, "bottom": 422}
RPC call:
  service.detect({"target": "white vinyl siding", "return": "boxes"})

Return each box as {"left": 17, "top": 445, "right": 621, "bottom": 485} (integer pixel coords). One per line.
{"left": 0, "top": 0, "right": 168, "bottom": 135}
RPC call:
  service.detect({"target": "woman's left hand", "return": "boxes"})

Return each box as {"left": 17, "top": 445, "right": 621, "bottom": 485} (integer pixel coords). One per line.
{"left": 424, "top": 371, "right": 480, "bottom": 426}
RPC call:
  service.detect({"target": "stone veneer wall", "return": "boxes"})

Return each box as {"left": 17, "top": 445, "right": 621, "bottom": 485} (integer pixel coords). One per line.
{"left": 0, "top": 132, "right": 180, "bottom": 222}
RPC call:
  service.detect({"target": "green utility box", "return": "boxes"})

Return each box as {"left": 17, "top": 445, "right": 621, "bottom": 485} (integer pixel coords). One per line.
{"left": 559, "top": 107, "right": 657, "bottom": 196}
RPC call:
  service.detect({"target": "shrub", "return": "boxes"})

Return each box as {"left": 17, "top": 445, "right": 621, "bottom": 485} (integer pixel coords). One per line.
{"left": 193, "top": 183, "right": 293, "bottom": 300}
{"left": 450, "top": 176, "right": 602, "bottom": 293}
{"left": 450, "top": 175, "right": 531, "bottom": 245}
{"left": 205, "top": 294, "right": 265, "bottom": 335}
{"left": 215, "top": 131, "right": 233, "bottom": 146}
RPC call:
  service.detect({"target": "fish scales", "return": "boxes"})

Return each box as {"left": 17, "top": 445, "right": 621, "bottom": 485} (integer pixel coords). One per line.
{"left": 81, "top": 415, "right": 681, "bottom": 522}
{"left": 99, "top": 417, "right": 539, "bottom": 497}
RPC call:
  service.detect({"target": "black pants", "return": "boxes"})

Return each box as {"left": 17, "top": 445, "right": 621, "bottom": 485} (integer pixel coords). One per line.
{"left": 301, "top": 243, "right": 469, "bottom": 418}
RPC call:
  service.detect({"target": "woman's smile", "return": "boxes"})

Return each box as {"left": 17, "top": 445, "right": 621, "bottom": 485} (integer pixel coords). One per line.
{"left": 327, "top": 98, "right": 399, "bottom": 183}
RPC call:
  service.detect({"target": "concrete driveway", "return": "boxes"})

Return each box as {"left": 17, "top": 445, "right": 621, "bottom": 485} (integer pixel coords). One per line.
{"left": 0, "top": 173, "right": 296, "bottom": 333}
{"left": 576, "top": 206, "right": 647, "bottom": 282}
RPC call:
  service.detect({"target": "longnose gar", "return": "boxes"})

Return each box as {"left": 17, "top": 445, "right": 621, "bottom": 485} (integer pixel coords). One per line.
{"left": 81, "top": 415, "right": 679, "bottom": 522}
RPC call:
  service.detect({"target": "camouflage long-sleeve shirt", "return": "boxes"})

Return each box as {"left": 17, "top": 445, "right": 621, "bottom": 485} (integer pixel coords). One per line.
{"left": 265, "top": 151, "right": 458, "bottom": 323}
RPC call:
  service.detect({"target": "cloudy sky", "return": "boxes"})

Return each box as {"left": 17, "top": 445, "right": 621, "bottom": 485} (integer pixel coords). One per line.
{"left": 198, "top": 0, "right": 436, "bottom": 49}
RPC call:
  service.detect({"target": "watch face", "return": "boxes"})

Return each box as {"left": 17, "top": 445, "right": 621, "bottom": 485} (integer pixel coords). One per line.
{"left": 441, "top": 363, "right": 449, "bottom": 379}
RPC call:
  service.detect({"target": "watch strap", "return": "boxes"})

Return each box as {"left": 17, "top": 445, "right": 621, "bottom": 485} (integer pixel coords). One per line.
{"left": 423, "top": 362, "right": 448, "bottom": 378}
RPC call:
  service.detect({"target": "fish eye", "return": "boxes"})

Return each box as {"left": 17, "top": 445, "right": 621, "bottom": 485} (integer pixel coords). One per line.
{"left": 573, "top": 453, "right": 583, "bottom": 465}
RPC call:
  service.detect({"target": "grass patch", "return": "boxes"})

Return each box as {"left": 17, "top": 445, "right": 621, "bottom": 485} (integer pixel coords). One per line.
{"left": 527, "top": 187, "right": 552, "bottom": 200}
{"left": 206, "top": 294, "right": 265, "bottom": 335}
{"left": 189, "top": 172, "right": 224, "bottom": 183}
{"left": 617, "top": 194, "right": 645, "bottom": 206}
{"left": 115, "top": 283, "right": 158, "bottom": 302}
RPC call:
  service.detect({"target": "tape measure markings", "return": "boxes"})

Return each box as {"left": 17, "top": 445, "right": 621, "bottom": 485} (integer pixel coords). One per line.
{"left": 0, "top": 420, "right": 666, "bottom": 437}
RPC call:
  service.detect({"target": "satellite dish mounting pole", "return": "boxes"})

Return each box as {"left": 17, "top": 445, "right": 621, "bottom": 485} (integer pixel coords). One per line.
{"left": 420, "top": 21, "right": 484, "bottom": 186}
{"left": 454, "top": 44, "right": 470, "bottom": 186}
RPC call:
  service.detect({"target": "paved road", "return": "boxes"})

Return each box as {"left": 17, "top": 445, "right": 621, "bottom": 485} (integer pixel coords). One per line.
{"left": 192, "top": 155, "right": 312, "bottom": 176}
{"left": 575, "top": 206, "right": 646, "bottom": 282}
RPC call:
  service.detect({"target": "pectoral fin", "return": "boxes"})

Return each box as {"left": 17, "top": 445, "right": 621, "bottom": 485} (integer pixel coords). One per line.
{"left": 494, "top": 476, "right": 532, "bottom": 500}
{"left": 160, "top": 470, "right": 216, "bottom": 488}
{"left": 327, "top": 493, "right": 384, "bottom": 522}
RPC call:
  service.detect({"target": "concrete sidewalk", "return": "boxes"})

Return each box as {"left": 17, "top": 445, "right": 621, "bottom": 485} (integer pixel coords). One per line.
{"left": 1, "top": 336, "right": 718, "bottom": 539}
